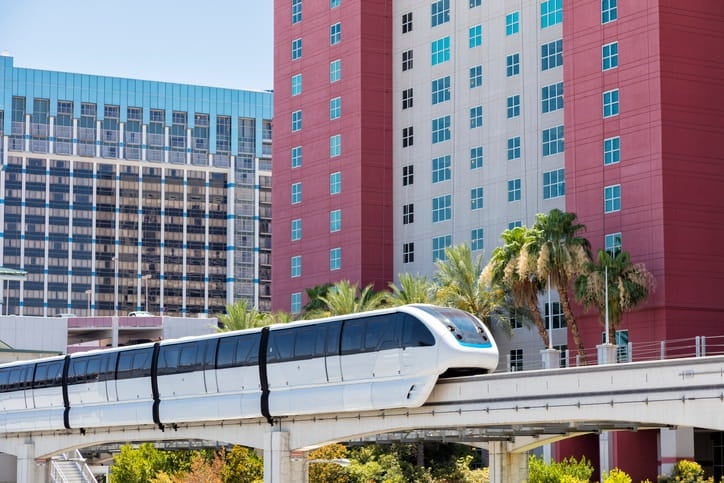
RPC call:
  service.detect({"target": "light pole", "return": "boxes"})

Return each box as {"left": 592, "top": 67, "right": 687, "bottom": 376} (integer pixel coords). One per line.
{"left": 113, "top": 256, "right": 119, "bottom": 316}
{"left": 142, "top": 274, "right": 152, "bottom": 312}
{"left": 85, "top": 289, "right": 92, "bottom": 316}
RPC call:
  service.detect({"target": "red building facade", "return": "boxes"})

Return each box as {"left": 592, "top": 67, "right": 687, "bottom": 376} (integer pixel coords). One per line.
{"left": 272, "top": 1, "right": 393, "bottom": 312}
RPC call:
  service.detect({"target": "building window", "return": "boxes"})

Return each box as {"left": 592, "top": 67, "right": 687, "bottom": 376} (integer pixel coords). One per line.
{"left": 509, "top": 221, "right": 522, "bottom": 229}
{"left": 470, "top": 146, "right": 483, "bottom": 169}
{"left": 432, "top": 194, "right": 452, "bottom": 222}
{"left": 402, "top": 126, "right": 414, "bottom": 147}
{"left": 330, "top": 23, "right": 341, "bottom": 45}
{"left": 605, "top": 232, "right": 622, "bottom": 256}
{"left": 291, "top": 255, "right": 302, "bottom": 278}
{"left": 470, "top": 187, "right": 484, "bottom": 210}
{"left": 330, "top": 209, "right": 342, "bottom": 232}
{"left": 602, "top": 0, "right": 617, "bottom": 24}
{"left": 291, "top": 110, "right": 302, "bottom": 132}
{"left": 331, "top": 0, "right": 340, "bottom": 7}
{"left": 330, "top": 171, "right": 341, "bottom": 194}
{"left": 470, "top": 106, "right": 483, "bottom": 128}
{"left": 542, "top": 82, "right": 564, "bottom": 113}
{"left": 508, "top": 179, "right": 522, "bottom": 202}
{"left": 330, "top": 59, "right": 341, "bottom": 82}
{"left": 469, "top": 65, "right": 483, "bottom": 88}
{"left": 403, "top": 242, "right": 415, "bottom": 263}
{"left": 402, "top": 12, "right": 413, "bottom": 33}
{"left": 604, "top": 136, "right": 620, "bottom": 165}
{"left": 291, "top": 219, "right": 302, "bottom": 241}
{"left": 603, "top": 89, "right": 620, "bottom": 117}
{"left": 292, "top": 146, "right": 302, "bottom": 168}
{"left": 330, "top": 134, "right": 341, "bottom": 157}
{"left": 402, "top": 88, "right": 414, "bottom": 109}
{"left": 291, "top": 292, "right": 302, "bottom": 313}
{"left": 506, "top": 53, "right": 520, "bottom": 77}
{"left": 402, "top": 51, "right": 414, "bottom": 73}
{"left": 471, "top": 228, "right": 484, "bottom": 251}
{"left": 329, "top": 97, "right": 342, "bottom": 120}
{"left": 602, "top": 41, "right": 619, "bottom": 70}
{"left": 542, "top": 125, "right": 564, "bottom": 156}
{"left": 431, "top": 116, "right": 451, "bottom": 144}
{"left": 543, "top": 168, "right": 565, "bottom": 199}
{"left": 510, "top": 349, "right": 523, "bottom": 371}
{"left": 604, "top": 184, "right": 621, "bottom": 213}
{"left": 544, "top": 302, "right": 566, "bottom": 329}
{"left": 291, "top": 74, "right": 302, "bottom": 96}
{"left": 541, "top": 39, "right": 563, "bottom": 70}
{"left": 432, "top": 155, "right": 451, "bottom": 183}
{"left": 432, "top": 235, "right": 452, "bottom": 262}
{"left": 431, "top": 76, "right": 451, "bottom": 104}
{"left": 507, "top": 95, "right": 521, "bottom": 118}
{"left": 470, "top": 0, "right": 481, "bottom": 7}
{"left": 292, "top": 38, "right": 302, "bottom": 60}
{"left": 431, "top": 0, "right": 450, "bottom": 27}
{"left": 291, "top": 182, "right": 302, "bottom": 204}
{"left": 431, "top": 37, "right": 451, "bottom": 65}
{"left": 403, "top": 203, "right": 414, "bottom": 224}
{"left": 541, "top": 0, "right": 563, "bottom": 28}
{"left": 506, "top": 11, "right": 520, "bottom": 35}
{"left": 507, "top": 136, "right": 521, "bottom": 160}
{"left": 402, "top": 165, "right": 414, "bottom": 186}
{"left": 469, "top": 25, "right": 482, "bottom": 48}
{"left": 292, "top": 0, "right": 302, "bottom": 24}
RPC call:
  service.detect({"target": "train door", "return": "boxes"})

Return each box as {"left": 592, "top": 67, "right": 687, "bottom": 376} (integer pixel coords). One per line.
{"left": 324, "top": 322, "right": 342, "bottom": 383}
{"left": 400, "top": 314, "right": 437, "bottom": 376}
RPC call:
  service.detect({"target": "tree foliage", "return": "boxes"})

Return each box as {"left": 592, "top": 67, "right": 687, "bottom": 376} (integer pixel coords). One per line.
{"left": 110, "top": 443, "right": 181, "bottom": 483}
{"left": 527, "top": 454, "right": 594, "bottom": 483}
{"left": 387, "top": 273, "right": 436, "bottom": 305}
{"left": 307, "top": 280, "right": 388, "bottom": 318}
{"left": 215, "top": 300, "right": 272, "bottom": 332}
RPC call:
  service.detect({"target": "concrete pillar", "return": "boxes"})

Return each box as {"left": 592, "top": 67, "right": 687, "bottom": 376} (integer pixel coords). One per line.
{"left": 16, "top": 442, "right": 47, "bottom": 483}
{"left": 541, "top": 348, "right": 561, "bottom": 369}
{"left": 597, "top": 343, "right": 618, "bottom": 364}
{"left": 599, "top": 432, "right": 611, "bottom": 476}
{"left": 488, "top": 441, "right": 528, "bottom": 483}
{"left": 264, "top": 430, "right": 296, "bottom": 483}
{"left": 659, "top": 427, "right": 695, "bottom": 476}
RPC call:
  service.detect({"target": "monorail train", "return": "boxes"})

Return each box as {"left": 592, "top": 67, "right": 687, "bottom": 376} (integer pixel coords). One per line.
{"left": 0, "top": 304, "right": 498, "bottom": 433}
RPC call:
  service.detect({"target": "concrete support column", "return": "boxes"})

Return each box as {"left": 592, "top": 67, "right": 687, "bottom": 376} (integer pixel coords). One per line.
{"left": 599, "top": 432, "right": 611, "bottom": 476}
{"left": 264, "top": 430, "right": 295, "bottom": 483}
{"left": 659, "top": 427, "right": 695, "bottom": 476}
{"left": 541, "top": 348, "right": 561, "bottom": 369}
{"left": 597, "top": 343, "right": 618, "bottom": 364}
{"left": 488, "top": 441, "right": 528, "bottom": 483}
{"left": 17, "top": 442, "right": 47, "bottom": 483}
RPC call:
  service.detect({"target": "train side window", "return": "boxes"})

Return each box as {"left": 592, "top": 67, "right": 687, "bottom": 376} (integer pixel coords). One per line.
{"left": 99, "top": 353, "right": 118, "bottom": 381}
{"left": 69, "top": 359, "right": 88, "bottom": 385}
{"left": 217, "top": 337, "right": 236, "bottom": 369}
{"left": 294, "top": 326, "right": 318, "bottom": 359}
{"left": 341, "top": 320, "right": 365, "bottom": 355}
{"left": 179, "top": 343, "right": 200, "bottom": 372}
{"left": 118, "top": 348, "right": 153, "bottom": 379}
{"left": 9, "top": 366, "right": 32, "bottom": 390}
{"left": 202, "top": 339, "right": 218, "bottom": 369}
{"left": 402, "top": 315, "right": 435, "bottom": 347}
{"left": 158, "top": 345, "right": 181, "bottom": 375}
{"left": 268, "top": 329, "right": 295, "bottom": 363}
{"left": 0, "top": 369, "right": 9, "bottom": 392}
{"left": 86, "top": 357, "right": 101, "bottom": 382}
{"left": 34, "top": 364, "right": 48, "bottom": 388}
{"left": 324, "top": 322, "right": 342, "bottom": 356}
{"left": 378, "top": 314, "right": 403, "bottom": 350}
{"left": 235, "top": 333, "right": 260, "bottom": 366}
{"left": 364, "top": 317, "right": 386, "bottom": 351}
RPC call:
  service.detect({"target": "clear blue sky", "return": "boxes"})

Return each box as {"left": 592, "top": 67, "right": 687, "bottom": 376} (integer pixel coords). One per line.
{"left": 0, "top": 0, "right": 274, "bottom": 91}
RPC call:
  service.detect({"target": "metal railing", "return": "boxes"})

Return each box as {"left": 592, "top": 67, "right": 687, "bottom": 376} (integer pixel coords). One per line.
{"left": 50, "top": 449, "right": 97, "bottom": 483}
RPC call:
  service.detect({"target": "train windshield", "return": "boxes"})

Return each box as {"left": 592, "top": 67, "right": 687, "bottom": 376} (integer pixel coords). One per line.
{"left": 416, "top": 306, "right": 491, "bottom": 346}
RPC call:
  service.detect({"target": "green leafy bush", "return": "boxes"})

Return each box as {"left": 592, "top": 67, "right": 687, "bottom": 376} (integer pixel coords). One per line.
{"left": 602, "top": 468, "right": 632, "bottom": 483}
{"left": 527, "top": 454, "right": 593, "bottom": 483}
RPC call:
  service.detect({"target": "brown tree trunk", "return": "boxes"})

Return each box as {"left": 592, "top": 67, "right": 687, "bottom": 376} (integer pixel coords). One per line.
{"left": 526, "top": 297, "right": 550, "bottom": 348}
{"left": 558, "top": 284, "right": 588, "bottom": 365}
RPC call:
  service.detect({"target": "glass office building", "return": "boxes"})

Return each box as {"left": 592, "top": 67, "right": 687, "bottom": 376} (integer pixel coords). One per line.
{"left": 0, "top": 55, "right": 273, "bottom": 317}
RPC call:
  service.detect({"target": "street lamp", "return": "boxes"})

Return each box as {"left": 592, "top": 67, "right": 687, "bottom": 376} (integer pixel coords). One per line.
{"left": 142, "top": 274, "right": 152, "bottom": 312}
{"left": 85, "top": 289, "right": 92, "bottom": 316}
{"left": 113, "top": 256, "right": 119, "bottom": 316}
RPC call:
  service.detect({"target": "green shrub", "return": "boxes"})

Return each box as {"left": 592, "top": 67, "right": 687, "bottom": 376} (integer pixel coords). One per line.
{"left": 527, "top": 455, "right": 593, "bottom": 483}
{"left": 602, "top": 468, "right": 632, "bottom": 483}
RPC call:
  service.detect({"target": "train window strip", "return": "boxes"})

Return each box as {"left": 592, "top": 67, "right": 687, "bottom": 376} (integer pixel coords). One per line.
{"left": 216, "top": 333, "right": 260, "bottom": 369}
{"left": 33, "top": 360, "right": 64, "bottom": 388}
{"left": 67, "top": 352, "right": 118, "bottom": 385}
{"left": 116, "top": 347, "right": 154, "bottom": 380}
{"left": 158, "top": 339, "right": 219, "bottom": 375}
{"left": 0, "top": 365, "right": 34, "bottom": 392}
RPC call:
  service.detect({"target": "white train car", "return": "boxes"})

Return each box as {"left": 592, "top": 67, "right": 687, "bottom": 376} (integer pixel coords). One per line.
{"left": 0, "top": 304, "right": 499, "bottom": 433}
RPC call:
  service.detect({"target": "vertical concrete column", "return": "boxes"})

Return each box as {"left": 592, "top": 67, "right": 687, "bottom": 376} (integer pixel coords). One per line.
{"left": 659, "top": 427, "right": 695, "bottom": 476}
{"left": 541, "top": 348, "right": 561, "bottom": 369}
{"left": 597, "top": 343, "right": 618, "bottom": 364}
{"left": 16, "top": 442, "right": 47, "bottom": 483}
{"left": 488, "top": 441, "right": 528, "bottom": 483}
{"left": 264, "top": 430, "right": 293, "bottom": 483}
{"left": 599, "top": 432, "right": 611, "bottom": 476}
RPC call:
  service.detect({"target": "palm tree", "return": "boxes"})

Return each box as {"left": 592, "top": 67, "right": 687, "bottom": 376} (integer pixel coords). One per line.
{"left": 387, "top": 273, "right": 436, "bottom": 306}
{"left": 482, "top": 226, "right": 550, "bottom": 347}
{"left": 523, "top": 209, "right": 591, "bottom": 361}
{"left": 574, "top": 249, "right": 655, "bottom": 342}
{"left": 302, "top": 283, "right": 334, "bottom": 314}
{"left": 434, "top": 243, "right": 506, "bottom": 328}
{"left": 310, "top": 280, "right": 388, "bottom": 317}
{"left": 216, "top": 300, "right": 272, "bottom": 332}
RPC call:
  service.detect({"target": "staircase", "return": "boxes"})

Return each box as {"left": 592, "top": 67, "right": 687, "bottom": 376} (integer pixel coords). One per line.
{"left": 50, "top": 450, "right": 97, "bottom": 483}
